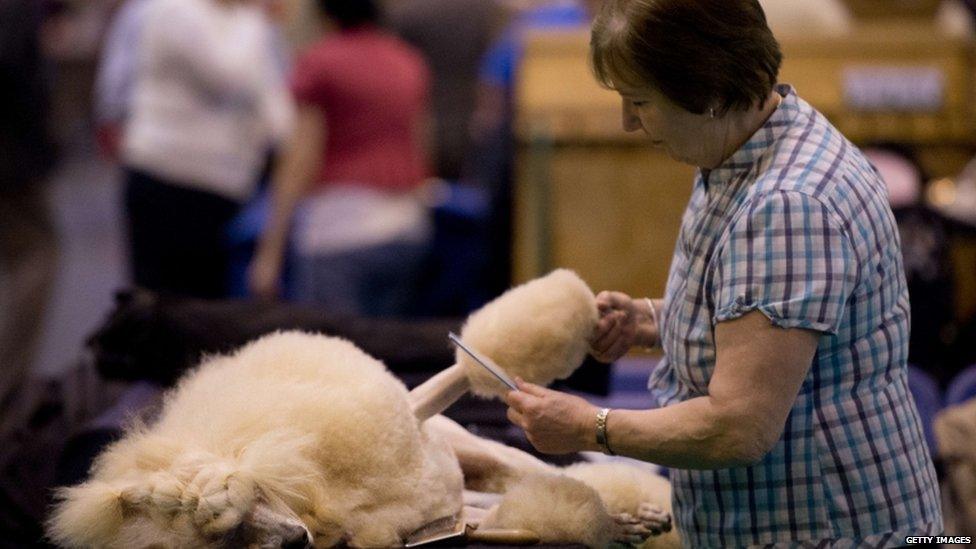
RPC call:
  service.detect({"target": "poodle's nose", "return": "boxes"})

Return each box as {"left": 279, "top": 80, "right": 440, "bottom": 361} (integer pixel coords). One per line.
{"left": 280, "top": 526, "right": 311, "bottom": 549}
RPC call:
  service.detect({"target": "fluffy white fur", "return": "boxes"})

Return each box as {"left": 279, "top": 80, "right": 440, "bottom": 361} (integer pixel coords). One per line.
{"left": 426, "top": 415, "right": 681, "bottom": 548}
{"left": 48, "top": 332, "right": 463, "bottom": 548}
{"left": 459, "top": 269, "right": 598, "bottom": 397}
{"left": 480, "top": 473, "right": 615, "bottom": 548}
{"left": 424, "top": 415, "right": 553, "bottom": 493}
{"left": 49, "top": 268, "right": 677, "bottom": 548}
{"left": 564, "top": 462, "right": 680, "bottom": 549}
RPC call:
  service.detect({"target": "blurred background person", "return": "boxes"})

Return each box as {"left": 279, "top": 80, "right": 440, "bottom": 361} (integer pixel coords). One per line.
{"left": 0, "top": 0, "right": 59, "bottom": 436}
{"left": 388, "top": 0, "right": 506, "bottom": 183}
{"left": 385, "top": 0, "right": 508, "bottom": 316}
{"left": 249, "top": 0, "right": 432, "bottom": 317}
{"left": 864, "top": 145, "right": 958, "bottom": 386}
{"left": 122, "top": 0, "right": 292, "bottom": 299}
{"left": 92, "top": 0, "right": 150, "bottom": 162}
{"left": 0, "top": 0, "right": 973, "bottom": 546}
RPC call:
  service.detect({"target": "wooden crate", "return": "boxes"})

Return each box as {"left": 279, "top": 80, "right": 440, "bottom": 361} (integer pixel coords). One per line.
{"left": 842, "top": 0, "right": 942, "bottom": 20}
{"left": 512, "top": 24, "right": 976, "bottom": 305}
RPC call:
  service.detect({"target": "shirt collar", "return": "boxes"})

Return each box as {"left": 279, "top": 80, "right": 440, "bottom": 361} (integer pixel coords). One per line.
{"left": 701, "top": 84, "right": 799, "bottom": 186}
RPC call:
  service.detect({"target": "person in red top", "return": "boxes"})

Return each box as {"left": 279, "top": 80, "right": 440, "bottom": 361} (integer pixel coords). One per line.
{"left": 249, "top": 0, "right": 432, "bottom": 316}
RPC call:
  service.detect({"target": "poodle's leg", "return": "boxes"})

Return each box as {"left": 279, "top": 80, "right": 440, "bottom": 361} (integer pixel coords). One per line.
{"left": 301, "top": 490, "right": 347, "bottom": 548}
{"left": 461, "top": 503, "right": 493, "bottom": 529}
{"left": 462, "top": 490, "right": 502, "bottom": 510}
{"left": 424, "top": 415, "right": 556, "bottom": 493}
{"left": 408, "top": 365, "right": 470, "bottom": 421}
{"left": 611, "top": 503, "right": 673, "bottom": 545}
{"left": 560, "top": 462, "right": 679, "bottom": 546}
{"left": 613, "top": 513, "right": 654, "bottom": 546}
{"left": 637, "top": 502, "right": 673, "bottom": 533}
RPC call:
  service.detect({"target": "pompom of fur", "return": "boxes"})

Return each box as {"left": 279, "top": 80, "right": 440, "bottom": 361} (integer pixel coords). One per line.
{"left": 460, "top": 269, "right": 597, "bottom": 398}
{"left": 47, "top": 481, "right": 126, "bottom": 548}
{"left": 563, "top": 462, "right": 680, "bottom": 549}
{"left": 481, "top": 473, "right": 614, "bottom": 548}
{"left": 562, "top": 462, "right": 671, "bottom": 516}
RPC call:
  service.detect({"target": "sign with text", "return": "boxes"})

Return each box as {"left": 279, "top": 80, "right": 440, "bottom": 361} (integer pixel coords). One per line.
{"left": 843, "top": 66, "right": 945, "bottom": 112}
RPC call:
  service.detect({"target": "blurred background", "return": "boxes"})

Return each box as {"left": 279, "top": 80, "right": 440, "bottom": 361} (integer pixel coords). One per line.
{"left": 3, "top": 0, "right": 976, "bottom": 545}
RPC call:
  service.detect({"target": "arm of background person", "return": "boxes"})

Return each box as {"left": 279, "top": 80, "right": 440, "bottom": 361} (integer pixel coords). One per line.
{"left": 92, "top": 0, "right": 149, "bottom": 159}
{"left": 248, "top": 105, "right": 325, "bottom": 298}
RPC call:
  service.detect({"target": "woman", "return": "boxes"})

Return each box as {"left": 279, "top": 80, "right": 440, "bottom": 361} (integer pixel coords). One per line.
{"left": 502, "top": 0, "right": 943, "bottom": 546}
{"left": 123, "top": 0, "right": 291, "bottom": 298}
{"left": 248, "top": 0, "right": 432, "bottom": 316}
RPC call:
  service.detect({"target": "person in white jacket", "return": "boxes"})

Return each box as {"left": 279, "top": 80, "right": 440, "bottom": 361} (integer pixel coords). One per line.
{"left": 93, "top": 0, "right": 152, "bottom": 160}
{"left": 121, "top": 0, "right": 292, "bottom": 298}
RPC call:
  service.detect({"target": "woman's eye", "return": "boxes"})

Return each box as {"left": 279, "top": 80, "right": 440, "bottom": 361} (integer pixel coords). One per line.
{"left": 631, "top": 100, "right": 648, "bottom": 107}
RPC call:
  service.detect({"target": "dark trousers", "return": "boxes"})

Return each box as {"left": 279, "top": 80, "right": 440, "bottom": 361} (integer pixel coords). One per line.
{"left": 124, "top": 169, "right": 240, "bottom": 299}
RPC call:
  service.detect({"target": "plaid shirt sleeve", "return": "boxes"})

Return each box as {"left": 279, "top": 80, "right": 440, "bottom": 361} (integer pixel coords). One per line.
{"left": 711, "top": 189, "right": 859, "bottom": 334}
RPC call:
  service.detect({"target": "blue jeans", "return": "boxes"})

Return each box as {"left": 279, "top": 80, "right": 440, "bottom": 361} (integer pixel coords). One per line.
{"left": 288, "top": 240, "right": 429, "bottom": 317}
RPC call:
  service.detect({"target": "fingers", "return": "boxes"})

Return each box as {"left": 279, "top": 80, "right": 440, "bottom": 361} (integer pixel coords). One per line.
{"left": 592, "top": 310, "right": 621, "bottom": 343}
{"left": 591, "top": 308, "right": 636, "bottom": 362}
{"left": 591, "top": 310, "right": 626, "bottom": 355}
{"left": 503, "top": 388, "right": 530, "bottom": 409}
{"left": 590, "top": 311, "right": 626, "bottom": 349}
{"left": 506, "top": 406, "right": 525, "bottom": 429}
{"left": 504, "top": 386, "right": 590, "bottom": 455}
{"left": 596, "top": 290, "right": 633, "bottom": 312}
{"left": 505, "top": 382, "right": 544, "bottom": 430}
{"left": 602, "top": 332, "right": 633, "bottom": 362}
{"left": 503, "top": 389, "right": 533, "bottom": 429}
{"left": 638, "top": 503, "right": 672, "bottom": 532}
{"left": 514, "top": 378, "right": 547, "bottom": 397}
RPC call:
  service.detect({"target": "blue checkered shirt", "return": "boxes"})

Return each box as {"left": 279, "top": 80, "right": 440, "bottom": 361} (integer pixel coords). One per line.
{"left": 648, "top": 85, "right": 943, "bottom": 548}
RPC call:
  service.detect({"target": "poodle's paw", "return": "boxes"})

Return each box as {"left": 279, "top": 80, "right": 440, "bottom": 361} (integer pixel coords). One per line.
{"left": 612, "top": 513, "right": 654, "bottom": 545}
{"left": 612, "top": 505, "right": 672, "bottom": 545}
{"left": 637, "top": 502, "right": 672, "bottom": 533}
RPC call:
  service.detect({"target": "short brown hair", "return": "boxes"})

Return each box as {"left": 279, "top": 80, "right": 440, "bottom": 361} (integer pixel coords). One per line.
{"left": 590, "top": 0, "right": 782, "bottom": 115}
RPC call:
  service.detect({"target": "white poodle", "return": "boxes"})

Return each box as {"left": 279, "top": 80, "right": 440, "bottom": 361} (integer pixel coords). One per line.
{"left": 48, "top": 332, "right": 463, "bottom": 548}
{"left": 49, "top": 271, "right": 678, "bottom": 548}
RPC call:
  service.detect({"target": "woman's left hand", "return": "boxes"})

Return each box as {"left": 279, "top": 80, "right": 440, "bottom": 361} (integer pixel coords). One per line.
{"left": 503, "top": 378, "right": 599, "bottom": 454}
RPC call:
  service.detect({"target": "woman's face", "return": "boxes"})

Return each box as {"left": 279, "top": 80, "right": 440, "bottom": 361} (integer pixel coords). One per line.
{"left": 616, "top": 83, "right": 718, "bottom": 167}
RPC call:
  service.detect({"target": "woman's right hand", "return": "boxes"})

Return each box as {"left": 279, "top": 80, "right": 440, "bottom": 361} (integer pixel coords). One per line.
{"left": 590, "top": 291, "right": 641, "bottom": 363}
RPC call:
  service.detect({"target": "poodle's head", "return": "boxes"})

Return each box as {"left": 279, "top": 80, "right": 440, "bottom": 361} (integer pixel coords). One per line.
{"left": 47, "top": 453, "right": 320, "bottom": 549}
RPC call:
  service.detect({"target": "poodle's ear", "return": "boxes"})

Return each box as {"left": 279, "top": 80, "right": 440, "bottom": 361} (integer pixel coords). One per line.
{"left": 47, "top": 471, "right": 190, "bottom": 547}
{"left": 47, "top": 480, "right": 129, "bottom": 548}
